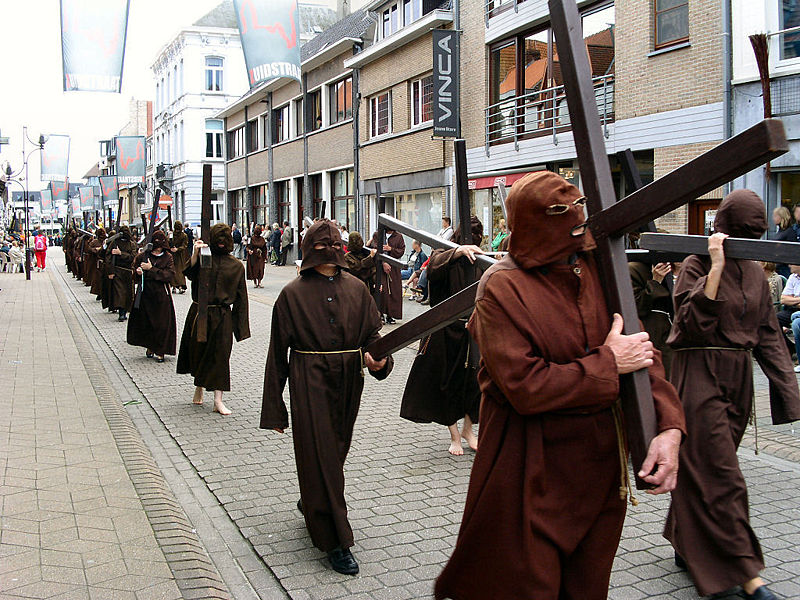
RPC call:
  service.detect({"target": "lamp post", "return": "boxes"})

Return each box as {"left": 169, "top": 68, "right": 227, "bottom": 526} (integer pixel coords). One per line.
{"left": 5, "top": 127, "right": 47, "bottom": 281}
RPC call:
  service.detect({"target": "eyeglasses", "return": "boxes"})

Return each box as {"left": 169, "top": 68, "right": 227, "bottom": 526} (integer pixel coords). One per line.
{"left": 545, "top": 196, "right": 586, "bottom": 216}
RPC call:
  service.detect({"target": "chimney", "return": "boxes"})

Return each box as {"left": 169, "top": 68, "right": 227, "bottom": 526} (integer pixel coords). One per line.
{"left": 337, "top": 0, "right": 350, "bottom": 19}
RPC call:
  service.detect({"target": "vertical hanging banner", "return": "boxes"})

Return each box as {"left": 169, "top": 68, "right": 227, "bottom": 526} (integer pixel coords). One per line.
{"left": 433, "top": 29, "right": 460, "bottom": 138}
{"left": 40, "top": 189, "right": 53, "bottom": 212}
{"left": 41, "top": 135, "right": 71, "bottom": 182}
{"left": 233, "top": 0, "right": 302, "bottom": 87}
{"left": 115, "top": 136, "right": 146, "bottom": 184}
{"left": 50, "top": 180, "right": 70, "bottom": 203}
{"left": 100, "top": 175, "right": 119, "bottom": 207}
{"left": 79, "top": 186, "right": 94, "bottom": 211}
{"left": 71, "top": 196, "right": 81, "bottom": 213}
{"left": 60, "top": 0, "right": 131, "bottom": 92}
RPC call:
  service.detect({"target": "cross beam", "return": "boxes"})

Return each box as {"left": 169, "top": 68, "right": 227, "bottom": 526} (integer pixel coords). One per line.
{"left": 640, "top": 232, "right": 800, "bottom": 264}
{"left": 196, "top": 164, "right": 213, "bottom": 342}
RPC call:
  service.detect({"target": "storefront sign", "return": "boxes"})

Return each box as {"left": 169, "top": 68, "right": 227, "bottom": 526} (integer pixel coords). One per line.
{"left": 433, "top": 29, "right": 459, "bottom": 138}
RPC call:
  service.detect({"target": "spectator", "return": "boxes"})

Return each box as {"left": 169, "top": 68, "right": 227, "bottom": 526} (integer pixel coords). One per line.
{"left": 437, "top": 217, "right": 454, "bottom": 242}
{"left": 402, "top": 240, "right": 427, "bottom": 280}
{"left": 762, "top": 261, "right": 785, "bottom": 311}
{"left": 9, "top": 241, "right": 25, "bottom": 273}
{"left": 491, "top": 219, "right": 509, "bottom": 252}
{"left": 773, "top": 206, "right": 795, "bottom": 278}
{"left": 278, "top": 220, "right": 293, "bottom": 266}
{"left": 409, "top": 257, "right": 431, "bottom": 303}
{"left": 778, "top": 264, "right": 800, "bottom": 356}
{"left": 184, "top": 222, "right": 194, "bottom": 245}
{"left": 34, "top": 229, "right": 48, "bottom": 271}
{"left": 232, "top": 223, "right": 244, "bottom": 259}
{"left": 269, "top": 223, "right": 282, "bottom": 264}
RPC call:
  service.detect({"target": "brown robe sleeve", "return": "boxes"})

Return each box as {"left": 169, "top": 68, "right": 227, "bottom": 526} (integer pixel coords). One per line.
{"left": 232, "top": 265, "right": 250, "bottom": 342}
{"left": 668, "top": 256, "right": 723, "bottom": 345}
{"left": 360, "top": 283, "right": 394, "bottom": 380}
{"left": 648, "top": 351, "right": 686, "bottom": 435}
{"left": 630, "top": 262, "right": 671, "bottom": 319}
{"left": 147, "top": 253, "right": 175, "bottom": 283}
{"left": 426, "top": 248, "right": 459, "bottom": 282}
{"left": 261, "top": 292, "right": 292, "bottom": 430}
{"left": 184, "top": 257, "right": 199, "bottom": 279}
{"left": 753, "top": 278, "right": 800, "bottom": 425}
{"left": 387, "top": 232, "right": 405, "bottom": 259}
{"left": 469, "top": 286, "right": 621, "bottom": 415}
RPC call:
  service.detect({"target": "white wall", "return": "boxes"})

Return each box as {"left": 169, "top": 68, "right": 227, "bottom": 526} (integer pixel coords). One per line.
{"left": 732, "top": 0, "right": 800, "bottom": 82}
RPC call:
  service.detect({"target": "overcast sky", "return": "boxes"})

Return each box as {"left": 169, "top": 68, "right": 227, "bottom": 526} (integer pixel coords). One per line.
{"left": 1, "top": 0, "right": 362, "bottom": 192}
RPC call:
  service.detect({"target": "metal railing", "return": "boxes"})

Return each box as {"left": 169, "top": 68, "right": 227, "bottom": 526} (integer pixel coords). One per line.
{"left": 484, "top": 0, "right": 523, "bottom": 25}
{"left": 484, "top": 74, "right": 614, "bottom": 154}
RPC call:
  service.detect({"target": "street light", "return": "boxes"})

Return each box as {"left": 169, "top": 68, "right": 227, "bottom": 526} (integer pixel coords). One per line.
{"left": 5, "top": 127, "right": 47, "bottom": 280}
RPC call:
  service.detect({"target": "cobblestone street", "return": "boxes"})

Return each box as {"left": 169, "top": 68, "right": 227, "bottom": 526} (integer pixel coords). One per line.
{"left": 1, "top": 250, "right": 799, "bottom": 599}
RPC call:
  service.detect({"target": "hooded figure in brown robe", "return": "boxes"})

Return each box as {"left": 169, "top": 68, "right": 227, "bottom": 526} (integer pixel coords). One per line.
{"left": 169, "top": 221, "right": 188, "bottom": 291}
{"left": 664, "top": 189, "right": 800, "bottom": 599}
{"left": 72, "top": 233, "right": 87, "bottom": 280}
{"left": 177, "top": 223, "right": 250, "bottom": 413}
{"left": 127, "top": 230, "right": 177, "bottom": 359}
{"left": 108, "top": 225, "right": 137, "bottom": 321}
{"left": 344, "top": 231, "right": 376, "bottom": 295}
{"left": 629, "top": 260, "right": 676, "bottom": 377}
{"left": 246, "top": 225, "right": 267, "bottom": 287}
{"left": 367, "top": 228, "right": 405, "bottom": 322}
{"left": 260, "top": 219, "right": 393, "bottom": 576}
{"left": 83, "top": 231, "right": 102, "bottom": 288}
{"left": 400, "top": 216, "right": 483, "bottom": 455}
{"left": 435, "top": 171, "right": 686, "bottom": 600}
{"left": 64, "top": 229, "right": 74, "bottom": 274}
{"left": 88, "top": 228, "right": 107, "bottom": 298}
{"left": 100, "top": 228, "right": 117, "bottom": 310}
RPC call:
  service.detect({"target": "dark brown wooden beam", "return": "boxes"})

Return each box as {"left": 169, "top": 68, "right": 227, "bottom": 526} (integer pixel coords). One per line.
{"left": 365, "top": 282, "right": 479, "bottom": 359}
{"left": 640, "top": 232, "right": 800, "bottom": 264}
{"left": 590, "top": 119, "right": 788, "bottom": 239}
{"left": 197, "top": 164, "right": 213, "bottom": 342}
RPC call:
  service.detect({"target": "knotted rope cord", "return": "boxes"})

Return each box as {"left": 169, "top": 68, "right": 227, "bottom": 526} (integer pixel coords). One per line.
{"left": 293, "top": 348, "right": 365, "bottom": 377}
{"left": 612, "top": 400, "right": 638, "bottom": 507}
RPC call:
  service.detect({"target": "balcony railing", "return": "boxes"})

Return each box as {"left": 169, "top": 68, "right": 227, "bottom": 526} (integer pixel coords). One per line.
{"left": 484, "top": 0, "right": 524, "bottom": 24}
{"left": 484, "top": 75, "right": 614, "bottom": 154}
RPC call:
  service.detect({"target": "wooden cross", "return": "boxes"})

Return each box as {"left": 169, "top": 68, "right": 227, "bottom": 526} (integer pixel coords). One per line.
{"left": 641, "top": 232, "right": 800, "bottom": 264}
{"left": 366, "top": 0, "right": 788, "bottom": 489}
{"left": 133, "top": 190, "right": 161, "bottom": 310}
{"left": 196, "top": 164, "right": 213, "bottom": 343}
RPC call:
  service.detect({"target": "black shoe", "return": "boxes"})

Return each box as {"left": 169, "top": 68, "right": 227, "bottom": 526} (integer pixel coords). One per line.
{"left": 327, "top": 547, "right": 359, "bottom": 575}
{"left": 385, "top": 317, "right": 396, "bottom": 324}
{"left": 146, "top": 351, "right": 154, "bottom": 359}
{"left": 118, "top": 313, "right": 127, "bottom": 322}
{"left": 156, "top": 356, "right": 165, "bottom": 363}
{"left": 297, "top": 499, "right": 303, "bottom": 515}
{"left": 674, "top": 552, "right": 687, "bottom": 570}
{"left": 744, "top": 586, "right": 780, "bottom": 600}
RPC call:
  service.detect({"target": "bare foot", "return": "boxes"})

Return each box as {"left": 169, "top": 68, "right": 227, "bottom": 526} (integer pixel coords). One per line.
{"left": 462, "top": 430, "right": 478, "bottom": 451}
{"left": 213, "top": 402, "right": 232, "bottom": 415}
{"left": 448, "top": 441, "right": 464, "bottom": 456}
{"left": 192, "top": 387, "right": 204, "bottom": 405}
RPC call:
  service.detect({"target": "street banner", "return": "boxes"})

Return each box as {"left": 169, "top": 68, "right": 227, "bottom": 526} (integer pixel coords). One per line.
{"left": 40, "top": 189, "right": 53, "bottom": 212}
{"left": 71, "top": 196, "right": 81, "bottom": 213}
{"left": 60, "top": 0, "right": 131, "bottom": 92}
{"left": 58, "top": 204, "right": 68, "bottom": 219}
{"left": 41, "top": 134, "right": 71, "bottom": 181}
{"left": 50, "top": 180, "right": 70, "bottom": 202}
{"left": 233, "top": 0, "right": 301, "bottom": 87}
{"left": 114, "top": 136, "right": 146, "bottom": 184}
{"left": 78, "top": 186, "right": 94, "bottom": 211}
{"left": 433, "top": 29, "right": 460, "bottom": 138}
{"left": 100, "top": 175, "right": 119, "bottom": 207}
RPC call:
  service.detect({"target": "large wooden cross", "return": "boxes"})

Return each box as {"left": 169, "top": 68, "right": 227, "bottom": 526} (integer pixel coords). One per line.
{"left": 366, "top": 0, "right": 788, "bottom": 489}
{"left": 133, "top": 190, "right": 161, "bottom": 310}
{"left": 196, "top": 164, "right": 214, "bottom": 343}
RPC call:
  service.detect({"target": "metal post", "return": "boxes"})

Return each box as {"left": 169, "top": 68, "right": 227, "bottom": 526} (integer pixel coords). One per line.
{"left": 24, "top": 150, "right": 31, "bottom": 280}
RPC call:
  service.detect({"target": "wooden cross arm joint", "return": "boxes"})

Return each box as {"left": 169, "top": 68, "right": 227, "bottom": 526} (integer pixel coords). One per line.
{"left": 641, "top": 232, "right": 800, "bottom": 264}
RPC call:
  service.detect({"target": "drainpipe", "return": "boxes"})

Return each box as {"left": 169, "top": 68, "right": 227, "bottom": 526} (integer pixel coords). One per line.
{"left": 267, "top": 93, "right": 276, "bottom": 226}
{"left": 722, "top": 0, "right": 733, "bottom": 195}
{"left": 353, "top": 57, "right": 362, "bottom": 233}
{"left": 243, "top": 104, "right": 250, "bottom": 227}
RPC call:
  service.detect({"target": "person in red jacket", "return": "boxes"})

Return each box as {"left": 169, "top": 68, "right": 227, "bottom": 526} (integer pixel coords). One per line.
{"left": 33, "top": 230, "right": 48, "bottom": 271}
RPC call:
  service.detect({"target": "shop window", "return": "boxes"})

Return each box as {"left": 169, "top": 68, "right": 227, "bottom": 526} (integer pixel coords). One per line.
{"left": 274, "top": 181, "right": 289, "bottom": 224}
{"left": 310, "top": 174, "right": 324, "bottom": 218}
{"left": 332, "top": 169, "right": 355, "bottom": 231}
{"left": 654, "top": 0, "right": 688, "bottom": 49}
{"left": 252, "top": 184, "right": 269, "bottom": 225}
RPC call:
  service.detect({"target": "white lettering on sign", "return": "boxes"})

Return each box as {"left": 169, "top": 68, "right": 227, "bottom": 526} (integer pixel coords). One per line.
{"left": 437, "top": 34, "right": 453, "bottom": 122}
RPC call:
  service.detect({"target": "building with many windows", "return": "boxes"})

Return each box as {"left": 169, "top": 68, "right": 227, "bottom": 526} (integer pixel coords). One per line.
{"left": 150, "top": 2, "right": 248, "bottom": 226}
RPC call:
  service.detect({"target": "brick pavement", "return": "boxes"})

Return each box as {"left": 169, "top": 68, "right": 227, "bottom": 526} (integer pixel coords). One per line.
{"left": 0, "top": 267, "right": 187, "bottom": 599}
{"left": 49, "top": 251, "right": 800, "bottom": 600}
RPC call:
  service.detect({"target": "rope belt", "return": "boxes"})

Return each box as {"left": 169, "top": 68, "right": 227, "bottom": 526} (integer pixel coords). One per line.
{"left": 611, "top": 400, "right": 638, "bottom": 507}
{"left": 651, "top": 309, "right": 673, "bottom": 325}
{"left": 673, "top": 346, "right": 750, "bottom": 352}
{"left": 293, "top": 348, "right": 365, "bottom": 377}
{"left": 191, "top": 300, "right": 226, "bottom": 308}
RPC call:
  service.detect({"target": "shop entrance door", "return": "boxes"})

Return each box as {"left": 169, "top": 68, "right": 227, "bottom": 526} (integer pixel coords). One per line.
{"left": 688, "top": 199, "right": 721, "bottom": 235}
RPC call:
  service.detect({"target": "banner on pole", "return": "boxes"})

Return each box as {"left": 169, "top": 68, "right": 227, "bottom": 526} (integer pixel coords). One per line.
{"left": 50, "top": 180, "right": 70, "bottom": 202}
{"left": 433, "top": 29, "right": 460, "bottom": 138}
{"left": 71, "top": 196, "right": 81, "bottom": 213}
{"left": 60, "top": 0, "right": 131, "bottom": 92}
{"left": 41, "top": 135, "right": 71, "bottom": 181}
{"left": 114, "top": 136, "right": 146, "bottom": 184}
{"left": 233, "top": 0, "right": 301, "bottom": 87}
{"left": 100, "top": 175, "right": 119, "bottom": 207}
{"left": 78, "top": 186, "right": 94, "bottom": 211}
{"left": 40, "top": 189, "right": 53, "bottom": 212}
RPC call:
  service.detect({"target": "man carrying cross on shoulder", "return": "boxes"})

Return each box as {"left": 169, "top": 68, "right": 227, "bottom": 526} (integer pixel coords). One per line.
{"left": 434, "top": 172, "right": 686, "bottom": 600}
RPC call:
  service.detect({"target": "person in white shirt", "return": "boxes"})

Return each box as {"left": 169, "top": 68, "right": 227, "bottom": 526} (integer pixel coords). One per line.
{"left": 437, "top": 217, "right": 454, "bottom": 242}
{"left": 778, "top": 265, "right": 800, "bottom": 361}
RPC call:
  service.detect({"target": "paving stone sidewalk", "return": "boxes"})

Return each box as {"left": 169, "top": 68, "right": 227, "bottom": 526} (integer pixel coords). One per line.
{"left": 51, "top": 252, "right": 800, "bottom": 600}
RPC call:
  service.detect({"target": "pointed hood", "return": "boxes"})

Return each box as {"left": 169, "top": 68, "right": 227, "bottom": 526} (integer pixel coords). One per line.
{"left": 714, "top": 189, "right": 768, "bottom": 240}
{"left": 300, "top": 219, "right": 347, "bottom": 273}
{"left": 210, "top": 223, "right": 233, "bottom": 255}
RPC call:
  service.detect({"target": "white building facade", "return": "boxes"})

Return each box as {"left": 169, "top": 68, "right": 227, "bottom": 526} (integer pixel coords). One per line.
{"left": 151, "top": 23, "right": 247, "bottom": 226}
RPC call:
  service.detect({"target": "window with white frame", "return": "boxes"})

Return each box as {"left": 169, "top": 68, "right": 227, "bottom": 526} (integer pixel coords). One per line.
{"left": 206, "top": 120, "right": 223, "bottom": 158}
{"left": 227, "top": 126, "right": 245, "bottom": 159}
{"left": 780, "top": 0, "right": 800, "bottom": 60}
{"left": 370, "top": 92, "right": 391, "bottom": 137}
{"left": 403, "top": 0, "right": 423, "bottom": 25}
{"left": 382, "top": 3, "right": 400, "bottom": 38}
{"left": 205, "top": 57, "right": 223, "bottom": 91}
{"left": 308, "top": 89, "right": 322, "bottom": 131}
{"left": 273, "top": 104, "right": 290, "bottom": 143}
{"left": 155, "top": 82, "right": 160, "bottom": 112}
{"left": 293, "top": 97, "right": 304, "bottom": 137}
{"left": 329, "top": 77, "right": 353, "bottom": 125}
{"left": 411, "top": 75, "right": 433, "bottom": 126}
{"left": 381, "top": 0, "right": 424, "bottom": 38}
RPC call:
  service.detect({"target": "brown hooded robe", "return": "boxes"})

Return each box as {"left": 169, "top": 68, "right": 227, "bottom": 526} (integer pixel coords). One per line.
{"left": 435, "top": 172, "right": 685, "bottom": 600}
{"left": 367, "top": 229, "right": 405, "bottom": 319}
{"left": 400, "top": 219, "right": 483, "bottom": 427}
{"left": 246, "top": 229, "right": 267, "bottom": 282}
{"left": 664, "top": 190, "right": 800, "bottom": 597}
{"left": 170, "top": 222, "right": 188, "bottom": 289}
{"left": 176, "top": 223, "right": 250, "bottom": 391}
{"left": 89, "top": 231, "right": 107, "bottom": 298}
{"left": 108, "top": 227, "right": 137, "bottom": 312}
{"left": 344, "top": 232, "right": 376, "bottom": 295}
{"left": 260, "top": 220, "right": 393, "bottom": 553}
{"left": 127, "top": 233, "right": 177, "bottom": 356}
{"left": 629, "top": 261, "right": 675, "bottom": 377}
